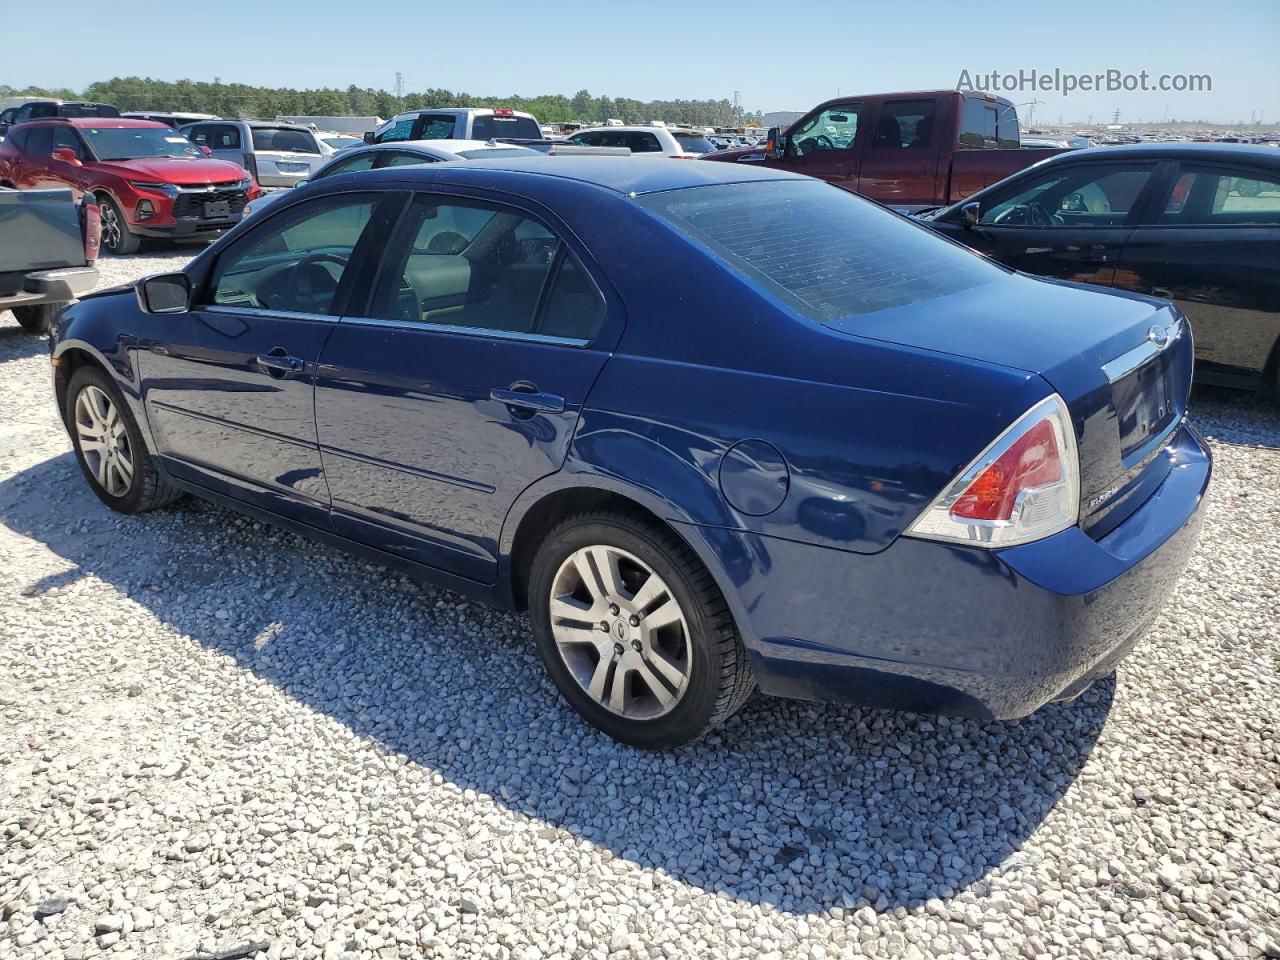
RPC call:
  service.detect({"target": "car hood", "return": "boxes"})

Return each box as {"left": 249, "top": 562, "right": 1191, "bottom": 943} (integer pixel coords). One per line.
{"left": 93, "top": 156, "right": 247, "bottom": 184}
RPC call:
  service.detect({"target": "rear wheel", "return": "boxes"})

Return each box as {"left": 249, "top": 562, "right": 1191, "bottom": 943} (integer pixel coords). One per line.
{"left": 97, "top": 194, "right": 140, "bottom": 255}
{"left": 66, "top": 365, "right": 182, "bottom": 513}
{"left": 12, "top": 303, "right": 59, "bottom": 334}
{"left": 529, "top": 510, "right": 755, "bottom": 748}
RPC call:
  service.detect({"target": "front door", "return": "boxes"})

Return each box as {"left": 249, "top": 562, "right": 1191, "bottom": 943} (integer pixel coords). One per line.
{"left": 141, "top": 192, "right": 386, "bottom": 527}
{"left": 1112, "top": 162, "right": 1280, "bottom": 388}
{"left": 939, "top": 160, "right": 1161, "bottom": 286}
{"left": 770, "top": 102, "right": 864, "bottom": 188}
{"left": 314, "top": 191, "right": 619, "bottom": 583}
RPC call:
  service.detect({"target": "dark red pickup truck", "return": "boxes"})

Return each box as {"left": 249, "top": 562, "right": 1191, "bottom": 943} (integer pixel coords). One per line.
{"left": 703, "top": 90, "right": 1064, "bottom": 211}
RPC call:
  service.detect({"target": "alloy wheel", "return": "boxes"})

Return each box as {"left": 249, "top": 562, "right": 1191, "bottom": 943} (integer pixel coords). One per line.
{"left": 99, "top": 202, "right": 121, "bottom": 251}
{"left": 549, "top": 545, "right": 692, "bottom": 719}
{"left": 75, "top": 385, "right": 134, "bottom": 497}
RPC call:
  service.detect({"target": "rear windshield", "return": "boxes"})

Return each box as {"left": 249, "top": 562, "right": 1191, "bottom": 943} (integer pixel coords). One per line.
{"left": 250, "top": 127, "right": 320, "bottom": 154}
{"left": 673, "top": 134, "right": 715, "bottom": 154}
{"left": 471, "top": 115, "right": 541, "bottom": 141}
{"left": 637, "top": 180, "right": 1000, "bottom": 321}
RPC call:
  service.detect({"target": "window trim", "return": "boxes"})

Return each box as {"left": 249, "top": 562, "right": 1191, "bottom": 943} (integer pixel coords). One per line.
{"left": 978, "top": 160, "right": 1164, "bottom": 230}
{"left": 1143, "top": 160, "right": 1280, "bottom": 229}
{"left": 351, "top": 188, "right": 607, "bottom": 347}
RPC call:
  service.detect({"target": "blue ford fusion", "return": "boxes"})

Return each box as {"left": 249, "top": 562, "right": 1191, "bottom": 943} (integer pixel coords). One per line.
{"left": 50, "top": 158, "right": 1210, "bottom": 748}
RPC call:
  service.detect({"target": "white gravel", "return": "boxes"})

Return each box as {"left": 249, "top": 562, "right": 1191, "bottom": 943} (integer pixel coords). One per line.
{"left": 2, "top": 251, "right": 1279, "bottom": 960}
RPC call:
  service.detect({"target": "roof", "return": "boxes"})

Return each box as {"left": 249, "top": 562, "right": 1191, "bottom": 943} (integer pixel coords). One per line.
{"left": 351, "top": 154, "right": 805, "bottom": 196}
{"left": 1031, "top": 141, "right": 1280, "bottom": 167}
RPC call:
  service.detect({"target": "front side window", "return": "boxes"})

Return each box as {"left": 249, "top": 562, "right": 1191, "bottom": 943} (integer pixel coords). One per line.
{"left": 380, "top": 151, "right": 434, "bottom": 168}
{"left": 319, "top": 152, "right": 379, "bottom": 178}
{"left": 378, "top": 118, "right": 415, "bottom": 143}
{"left": 872, "top": 99, "right": 937, "bottom": 150}
{"left": 639, "top": 179, "right": 1000, "bottom": 322}
{"left": 51, "top": 126, "right": 84, "bottom": 158}
{"left": 1161, "top": 167, "right": 1280, "bottom": 224}
{"left": 980, "top": 164, "right": 1154, "bottom": 226}
{"left": 81, "top": 126, "right": 203, "bottom": 161}
{"left": 207, "top": 194, "right": 378, "bottom": 315}
{"left": 369, "top": 195, "right": 603, "bottom": 340}
{"left": 790, "top": 103, "right": 861, "bottom": 155}
{"left": 23, "top": 126, "right": 53, "bottom": 155}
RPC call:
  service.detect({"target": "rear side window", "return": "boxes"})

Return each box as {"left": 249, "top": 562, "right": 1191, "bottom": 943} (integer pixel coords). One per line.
{"left": 872, "top": 99, "right": 937, "bottom": 149}
{"left": 471, "top": 115, "right": 541, "bottom": 140}
{"left": 320, "top": 152, "right": 379, "bottom": 178}
{"left": 627, "top": 132, "right": 663, "bottom": 153}
{"left": 1160, "top": 167, "right": 1280, "bottom": 224}
{"left": 414, "top": 116, "right": 456, "bottom": 139}
{"left": 380, "top": 151, "right": 434, "bottom": 168}
{"left": 673, "top": 134, "right": 714, "bottom": 154}
{"left": 540, "top": 254, "right": 605, "bottom": 340}
{"left": 959, "top": 99, "right": 997, "bottom": 149}
{"left": 23, "top": 126, "right": 53, "bottom": 155}
{"left": 639, "top": 180, "right": 999, "bottom": 322}
{"left": 189, "top": 124, "right": 241, "bottom": 150}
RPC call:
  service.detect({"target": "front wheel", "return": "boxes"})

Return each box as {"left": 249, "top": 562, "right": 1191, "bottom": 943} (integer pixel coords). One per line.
{"left": 66, "top": 365, "right": 182, "bottom": 513}
{"left": 528, "top": 510, "right": 755, "bottom": 748}
{"left": 97, "top": 194, "right": 140, "bottom": 255}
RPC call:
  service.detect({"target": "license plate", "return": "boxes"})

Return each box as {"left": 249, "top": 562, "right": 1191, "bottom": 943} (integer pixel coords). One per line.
{"left": 1114, "top": 356, "right": 1174, "bottom": 458}
{"left": 277, "top": 162, "right": 308, "bottom": 173}
{"left": 203, "top": 200, "right": 231, "bottom": 219}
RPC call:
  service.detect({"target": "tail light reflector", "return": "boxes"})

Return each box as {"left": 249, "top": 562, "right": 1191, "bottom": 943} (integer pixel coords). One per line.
{"left": 82, "top": 201, "right": 101, "bottom": 264}
{"left": 907, "top": 394, "right": 1079, "bottom": 548}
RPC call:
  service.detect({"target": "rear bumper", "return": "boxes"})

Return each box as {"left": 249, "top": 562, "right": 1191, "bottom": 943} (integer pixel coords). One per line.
{"left": 696, "top": 421, "right": 1211, "bottom": 720}
{"left": 0, "top": 265, "right": 98, "bottom": 309}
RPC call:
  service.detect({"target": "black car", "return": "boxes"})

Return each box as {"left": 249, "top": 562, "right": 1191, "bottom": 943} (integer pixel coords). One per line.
{"left": 923, "top": 143, "right": 1280, "bottom": 393}
{"left": 0, "top": 101, "right": 121, "bottom": 140}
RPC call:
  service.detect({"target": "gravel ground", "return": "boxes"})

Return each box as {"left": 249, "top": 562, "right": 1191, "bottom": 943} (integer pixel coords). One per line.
{"left": 2, "top": 251, "right": 1278, "bottom": 960}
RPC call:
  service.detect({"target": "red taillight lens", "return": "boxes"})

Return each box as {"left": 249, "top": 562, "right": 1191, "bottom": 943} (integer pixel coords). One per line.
{"left": 906, "top": 394, "right": 1079, "bottom": 548}
{"left": 950, "top": 420, "right": 1061, "bottom": 521}
{"left": 83, "top": 202, "right": 101, "bottom": 265}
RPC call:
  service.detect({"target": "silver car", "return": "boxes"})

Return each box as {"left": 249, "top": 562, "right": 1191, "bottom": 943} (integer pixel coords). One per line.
{"left": 179, "top": 120, "right": 327, "bottom": 187}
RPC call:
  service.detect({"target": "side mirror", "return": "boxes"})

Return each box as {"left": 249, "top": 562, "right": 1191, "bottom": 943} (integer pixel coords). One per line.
{"left": 961, "top": 201, "right": 981, "bottom": 227}
{"left": 199, "top": 145, "right": 213, "bottom": 156}
{"left": 764, "top": 126, "right": 785, "bottom": 160}
{"left": 136, "top": 273, "right": 191, "bottom": 315}
{"left": 52, "top": 147, "right": 82, "bottom": 166}
{"left": 293, "top": 178, "right": 309, "bottom": 188}
{"left": 362, "top": 131, "right": 375, "bottom": 144}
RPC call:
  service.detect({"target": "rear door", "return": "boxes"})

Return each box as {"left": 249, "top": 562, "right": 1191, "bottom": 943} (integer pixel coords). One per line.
{"left": 942, "top": 159, "right": 1162, "bottom": 285}
{"left": 410, "top": 114, "right": 460, "bottom": 140}
{"left": 313, "top": 189, "right": 620, "bottom": 583}
{"left": 857, "top": 97, "right": 943, "bottom": 207}
{"left": 1112, "top": 162, "right": 1280, "bottom": 388}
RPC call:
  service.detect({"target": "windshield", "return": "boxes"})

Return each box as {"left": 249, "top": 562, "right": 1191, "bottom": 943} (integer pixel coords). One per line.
{"left": 323, "top": 135, "right": 362, "bottom": 149}
{"left": 82, "top": 126, "right": 202, "bottom": 160}
{"left": 673, "top": 134, "right": 715, "bottom": 154}
{"left": 250, "top": 127, "right": 321, "bottom": 154}
{"left": 637, "top": 180, "right": 1001, "bottom": 322}
{"left": 471, "top": 115, "right": 541, "bottom": 141}
{"left": 456, "top": 147, "right": 540, "bottom": 159}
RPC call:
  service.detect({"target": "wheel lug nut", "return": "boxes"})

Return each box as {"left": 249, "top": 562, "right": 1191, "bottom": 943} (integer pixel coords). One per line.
{"left": 599, "top": 621, "right": 610, "bottom": 632}
{"left": 629, "top": 615, "right": 640, "bottom": 627}
{"left": 613, "top": 643, "right": 625, "bottom": 656}
{"left": 631, "top": 640, "right": 642, "bottom": 651}
{"left": 609, "top": 604, "right": 620, "bottom": 616}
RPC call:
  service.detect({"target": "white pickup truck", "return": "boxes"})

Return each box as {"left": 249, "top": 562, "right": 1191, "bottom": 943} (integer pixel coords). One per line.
{"left": 367, "top": 108, "right": 544, "bottom": 145}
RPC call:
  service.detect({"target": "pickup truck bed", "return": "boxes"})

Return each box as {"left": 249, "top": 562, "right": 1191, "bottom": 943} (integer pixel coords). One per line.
{"left": 0, "top": 188, "right": 99, "bottom": 333}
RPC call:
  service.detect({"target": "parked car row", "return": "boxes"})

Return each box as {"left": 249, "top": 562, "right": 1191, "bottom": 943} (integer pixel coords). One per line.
{"left": 47, "top": 154, "right": 1213, "bottom": 748}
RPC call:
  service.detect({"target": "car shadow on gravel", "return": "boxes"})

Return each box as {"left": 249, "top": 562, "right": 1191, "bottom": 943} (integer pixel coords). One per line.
{"left": 0, "top": 452, "right": 1113, "bottom": 916}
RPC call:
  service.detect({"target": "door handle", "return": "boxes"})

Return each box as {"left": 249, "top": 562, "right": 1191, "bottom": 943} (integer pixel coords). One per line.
{"left": 255, "top": 349, "right": 305, "bottom": 378}
{"left": 490, "top": 386, "right": 566, "bottom": 414}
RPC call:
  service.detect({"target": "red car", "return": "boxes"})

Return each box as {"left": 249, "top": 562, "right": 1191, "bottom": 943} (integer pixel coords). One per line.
{"left": 0, "top": 118, "right": 259, "bottom": 254}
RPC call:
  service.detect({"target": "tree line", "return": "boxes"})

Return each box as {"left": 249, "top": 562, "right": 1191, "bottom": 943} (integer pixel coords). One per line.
{"left": 2, "top": 78, "right": 762, "bottom": 127}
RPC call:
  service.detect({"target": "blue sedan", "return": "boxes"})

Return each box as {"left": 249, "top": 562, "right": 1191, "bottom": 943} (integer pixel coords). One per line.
{"left": 49, "top": 158, "right": 1211, "bottom": 748}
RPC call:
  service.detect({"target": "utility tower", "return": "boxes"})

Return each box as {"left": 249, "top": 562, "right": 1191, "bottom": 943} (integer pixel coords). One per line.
{"left": 733, "top": 90, "right": 742, "bottom": 117}
{"left": 395, "top": 72, "right": 405, "bottom": 98}
{"left": 1112, "top": 108, "right": 1121, "bottom": 125}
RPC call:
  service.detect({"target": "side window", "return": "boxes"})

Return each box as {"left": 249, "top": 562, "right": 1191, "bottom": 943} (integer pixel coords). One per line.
{"left": 214, "top": 125, "right": 242, "bottom": 150}
{"left": 379, "top": 151, "right": 434, "bottom": 168}
{"left": 959, "top": 99, "right": 997, "bottom": 149}
{"left": 872, "top": 99, "right": 937, "bottom": 149}
{"left": 51, "top": 126, "right": 84, "bottom": 158}
{"left": 24, "top": 125, "right": 53, "bottom": 155}
{"left": 370, "top": 195, "right": 564, "bottom": 335}
{"left": 414, "top": 116, "right": 455, "bottom": 140}
{"left": 539, "top": 253, "right": 605, "bottom": 341}
{"left": 996, "top": 105, "right": 1020, "bottom": 149}
{"left": 790, "top": 104, "right": 861, "bottom": 154}
{"left": 571, "top": 131, "right": 601, "bottom": 147}
{"left": 206, "top": 195, "right": 378, "bottom": 315}
{"left": 628, "top": 132, "right": 662, "bottom": 153}
{"left": 981, "top": 165, "right": 1153, "bottom": 226}
{"left": 378, "top": 118, "right": 415, "bottom": 143}
{"left": 1160, "top": 167, "right": 1280, "bottom": 224}
{"left": 320, "top": 152, "right": 378, "bottom": 178}
{"left": 14, "top": 104, "right": 34, "bottom": 123}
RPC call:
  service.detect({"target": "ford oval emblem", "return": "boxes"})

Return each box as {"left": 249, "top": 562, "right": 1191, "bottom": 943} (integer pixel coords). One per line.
{"left": 1147, "top": 324, "right": 1169, "bottom": 347}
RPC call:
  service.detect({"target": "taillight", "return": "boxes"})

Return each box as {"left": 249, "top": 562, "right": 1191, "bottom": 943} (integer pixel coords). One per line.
{"left": 907, "top": 394, "right": 1079, "bottom": 548}
{"left": 82, "top": 201, "right": 101, "bottom": 265}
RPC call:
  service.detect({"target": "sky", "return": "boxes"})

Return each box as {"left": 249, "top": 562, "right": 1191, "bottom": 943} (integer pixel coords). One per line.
{"left": 4, "top": 0, "right": 1278, "bottom": 125}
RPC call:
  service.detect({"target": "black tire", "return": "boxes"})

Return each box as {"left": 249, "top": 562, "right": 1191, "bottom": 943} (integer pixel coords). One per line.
{"left": 66, "top": 364, "right": 182, "bottom": 513}
{"left": 12, "top": 303, "right": 59, "bottom": 334}
{"left": 97, "top": 193, "right": 140, "bottom": 255}
{"left": 528, "top": 509, "right": 755, "bottom": 748}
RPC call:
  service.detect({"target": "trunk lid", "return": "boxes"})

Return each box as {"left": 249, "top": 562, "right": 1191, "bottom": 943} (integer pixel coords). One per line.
{"left": 828, "top": 273, "right": 1192, "bottom": 537}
